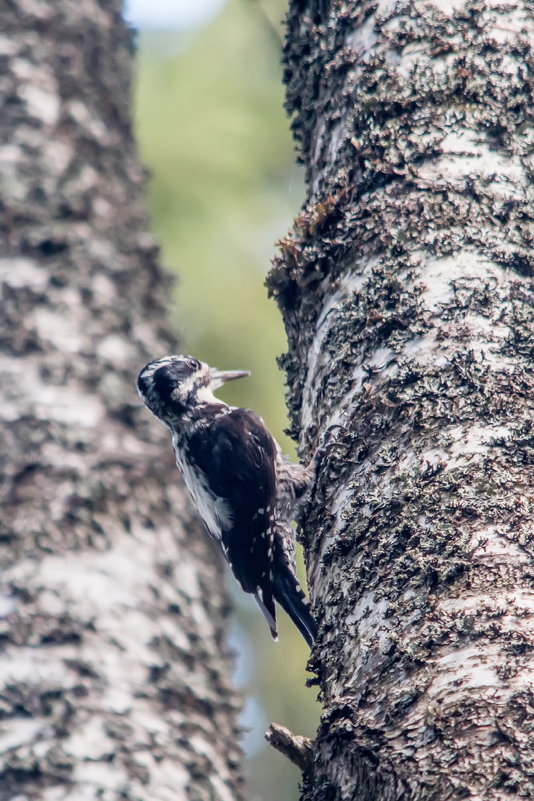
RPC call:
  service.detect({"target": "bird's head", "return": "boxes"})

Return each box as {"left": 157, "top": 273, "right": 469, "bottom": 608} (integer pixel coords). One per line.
{"left": 137, "top": 354, "right": 250, "bottom": 424}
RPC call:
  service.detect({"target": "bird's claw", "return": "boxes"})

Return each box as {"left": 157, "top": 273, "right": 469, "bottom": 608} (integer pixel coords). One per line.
{"left": 311, "top": 424, "right": 350, "bottom": 471}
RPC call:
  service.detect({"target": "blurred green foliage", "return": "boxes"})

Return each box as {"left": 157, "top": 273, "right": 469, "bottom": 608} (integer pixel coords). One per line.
{"left": 133, "top": 1, "right": 319, "bottom": 798}
{"left": 135, "top": 0, "right": 297, "bottom": 446}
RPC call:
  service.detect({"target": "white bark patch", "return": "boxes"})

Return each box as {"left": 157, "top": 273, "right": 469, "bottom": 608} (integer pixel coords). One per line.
{"left": 427, "top": 0, "right": 468, "bottom": 13}
{"left": 18, "top": 83, "right": 60, "bottom": 126}
{"left": 33, "top": 306, "right": 87, "bottom": 353}
{"left": 394, "top": 424, "right": 512, "bottom": 475}
{"left": 345, "top": 14, "right": 379, "bottom": 54}
{"left": 0, "top": 257, "right": 48, "bottom": 288}
{"left": 64, "top": 717, "right": 115, "bottom": 760}
{"left": 446, "top": 424, "right": 512, "bottom": 459}
{"left": 0, "top": 34, "right": 19, "bottom": 56}
{"left": 438, "top": 591, "right": 534, "bottom": 621}
{"left": 71, "top": 761, "right": 130, "bottom": 795}
{"left": 326, "top": 121, "right": 346, "bottom": 164}
{"left": 420, "top": 251, "right": 499, "bottom": 310}
{"left": 66, "top": 100, "right": 113, "bottom": 145}
{"left": 97, "top": 334, "right": 138, "bottom": 363}
{"left": 480, "top": 0, "right": 532, "bottom": 43}
{"left": 36, "top": 386, "right": 104, "bottom": 426}
{"left": 418, "top": 129, "right": 526, "bottom": 194}
{"left": 467, "top": 525, "right": 532, "bottom": 563}
{"left": 0, "top": 595, "right": 17, "bottom": 617}
{"left": 0, "top": 355, "right": 106, "bottom": 427}
{"left": 0, "top": 718, "right": 44, "bottom": 755}
{"left": 428, "top": 646, "right": 534, "bottom": 694}
{"left": 43, "top": 138, "right": 73, "bottom": 175}
{"left": 11, "top": 55, "right": 60, "bottom": 127}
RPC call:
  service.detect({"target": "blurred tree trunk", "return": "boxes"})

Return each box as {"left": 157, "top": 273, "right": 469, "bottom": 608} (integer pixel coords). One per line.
{"left": 0, "top": 3, "right": 244, "bottom": 800}
{"left": 269, "top": 0, "right": 534, "bottom": 798}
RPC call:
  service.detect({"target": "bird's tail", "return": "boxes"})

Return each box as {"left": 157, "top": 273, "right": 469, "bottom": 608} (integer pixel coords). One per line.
{"left": 273, "top": 560, "right": 317, "bottom": 648}
{"left": 254, "top": 589, "right": 278, "bottom": 641}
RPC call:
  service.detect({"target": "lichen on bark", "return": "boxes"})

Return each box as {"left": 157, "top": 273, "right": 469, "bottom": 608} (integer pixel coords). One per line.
{"left": 269, "top": 0, "right": 534, "bottom": 798}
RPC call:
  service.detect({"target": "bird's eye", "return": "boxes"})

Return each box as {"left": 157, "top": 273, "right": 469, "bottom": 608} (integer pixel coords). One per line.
{"left": 186, "top": 358, "right": 200, "bottom": 370}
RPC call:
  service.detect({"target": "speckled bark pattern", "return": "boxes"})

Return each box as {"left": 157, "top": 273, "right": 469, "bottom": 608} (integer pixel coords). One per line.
{"left": 269, "top": 0, "right": 534, "bottom": 798}
{"left": 0, "top": 3, "right": 244, "bottom": 800}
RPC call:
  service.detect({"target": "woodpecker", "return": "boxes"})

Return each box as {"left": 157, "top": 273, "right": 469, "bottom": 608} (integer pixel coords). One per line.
{"left": 137, "top": 354, "right": 317, "bottom": 647}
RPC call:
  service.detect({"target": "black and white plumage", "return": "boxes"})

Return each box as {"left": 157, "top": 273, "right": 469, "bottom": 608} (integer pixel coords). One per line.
{"left": 136, "top": 354, "right": 317, "bottom": 647}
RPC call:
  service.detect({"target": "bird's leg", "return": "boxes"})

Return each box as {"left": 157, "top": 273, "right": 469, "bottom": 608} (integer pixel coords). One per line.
{"left": 275, "top": 426, "right": 349, "bottom": 525}
{"left": 307, "top": 423, "right": 349, "bottom": 482}
{"left": 293, "top": 424, "right": 349, "bottom": 524}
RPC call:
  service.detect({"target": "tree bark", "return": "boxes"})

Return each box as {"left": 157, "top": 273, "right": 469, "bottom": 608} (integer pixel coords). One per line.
{"left": 0, "top": 3, "right": 244, "bottom": 800}
{"left": 269, "top": 0, "right": 534, "bottom": 798}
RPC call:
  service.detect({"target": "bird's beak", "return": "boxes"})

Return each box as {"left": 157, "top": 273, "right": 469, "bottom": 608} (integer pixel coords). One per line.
{"left": 209, "top": 368, "right": 250, "bottom": 389}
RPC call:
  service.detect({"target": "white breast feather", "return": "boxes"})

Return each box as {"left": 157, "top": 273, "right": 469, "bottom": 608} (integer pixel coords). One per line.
{"left": 172, "top": 435, "right": 233, "bottom": 540}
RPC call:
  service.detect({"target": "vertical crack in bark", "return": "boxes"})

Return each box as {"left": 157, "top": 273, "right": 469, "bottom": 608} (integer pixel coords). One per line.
{"left": 270, "top": 0, "right": 534, "bottom": 798}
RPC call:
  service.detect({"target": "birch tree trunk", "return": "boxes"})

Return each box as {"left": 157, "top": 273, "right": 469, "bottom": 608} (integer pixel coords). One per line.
{"left": 268, "top": 0, "right": 534, "bottom": 798}
{"left": 0, "top": 4, "right": 244, "bottom": 800}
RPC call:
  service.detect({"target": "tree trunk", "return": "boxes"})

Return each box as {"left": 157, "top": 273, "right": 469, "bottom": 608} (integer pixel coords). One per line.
{"left": 268, "top": 0, "right": 534, "bottom": 798}
{"left": 0, "top": 4, "right": 244, "bottom": 800}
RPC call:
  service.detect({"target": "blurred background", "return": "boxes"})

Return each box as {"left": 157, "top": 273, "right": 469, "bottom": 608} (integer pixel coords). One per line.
{"left": 123, "top": 0, "right": 318, "bottom": 798}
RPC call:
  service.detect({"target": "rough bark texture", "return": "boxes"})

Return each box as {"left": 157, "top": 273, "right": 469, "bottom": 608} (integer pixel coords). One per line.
{"left": 0, "top": 3, "right": 244, "bottom": 800}
{"left": 268, "top": 0, "right": 534, "bottom": 799}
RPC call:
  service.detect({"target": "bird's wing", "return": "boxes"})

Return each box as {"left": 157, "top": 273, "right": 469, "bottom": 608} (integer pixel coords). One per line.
{"left": 187, "top": 408, "right": 278, "bottom": 596}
